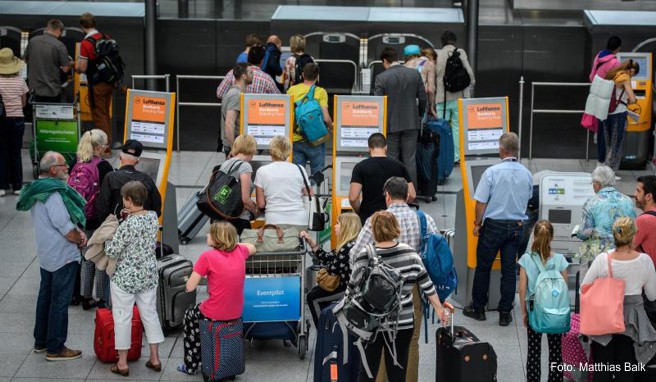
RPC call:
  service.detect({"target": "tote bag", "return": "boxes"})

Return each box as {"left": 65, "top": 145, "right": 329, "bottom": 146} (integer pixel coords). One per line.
{"left": 579, "top": 253, "right": 625, "bottom": 336}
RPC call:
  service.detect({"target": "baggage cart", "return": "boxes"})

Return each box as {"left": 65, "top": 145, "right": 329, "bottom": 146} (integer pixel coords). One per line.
{"left": 29, "top": 95, "right": 81, "bottom": 178}
{"left": 242, "top": 243, "right": 309, "bottom": 360}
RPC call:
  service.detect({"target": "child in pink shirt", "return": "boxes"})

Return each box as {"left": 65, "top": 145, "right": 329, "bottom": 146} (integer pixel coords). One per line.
{"left": 178, "top": 221, "right": 256, "bottom": 375}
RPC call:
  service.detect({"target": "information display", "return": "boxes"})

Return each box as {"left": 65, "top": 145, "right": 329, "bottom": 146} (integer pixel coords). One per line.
{"left": 241, "top": 94, "right": 293, "bottom": 150}
{"left": 35, "top": 120, "right": 79, "bottom": 153}
{"left": 242, "top": 277, "right": 301, "bottom": 322}
{"left": 334, "top": 96, "right": 386, "bottom": 152}
{"left": 125, "top": 90, "right": 175, "bottom": 150}
{"left": 459, "top": 97, "right": 509, "bottom": 157}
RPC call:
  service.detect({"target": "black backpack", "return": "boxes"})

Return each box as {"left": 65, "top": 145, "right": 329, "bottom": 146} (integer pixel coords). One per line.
{"left": 443, "top": 48, "right": 471, "bottom": 93}
{"left": 293, "top": 53, "right": 314, "bottom": 85}
{"left": 86, "top": 34, "right": 125, "bottom": 85}
{"left": 196, "top": 161, "right": 245, "bottom": 220}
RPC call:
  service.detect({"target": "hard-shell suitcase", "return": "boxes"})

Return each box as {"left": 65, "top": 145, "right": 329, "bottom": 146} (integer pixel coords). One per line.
{"left": 313, "top": 302, "right": 360, "bottom": 382}
{"left": 436, "top": 317, "right": 497, "bottom": 382}
{"left": 178, "top": 186, "right": 210, "bottom": 244}
{"left": 200, "top": 318, "right": 245, "bottom": 382}
{"left": 416, "top": 126, "right": 440, "bottom": 202}
{"left": 156, "top": 255, "right": 197, "bottom": 330}
{"left": 94, "top": 306, "right": 143, "bottom": 363}
{"left": 562, "top": 270, "right": 593, "bottom": 381}
{"left": 428, "top": 116, "right": 454, "bottom": 184}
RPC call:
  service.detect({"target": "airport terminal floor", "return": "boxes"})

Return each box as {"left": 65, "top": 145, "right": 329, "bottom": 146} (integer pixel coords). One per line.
{"left": 0, "top": 149, "right": 651, "bottom": 381}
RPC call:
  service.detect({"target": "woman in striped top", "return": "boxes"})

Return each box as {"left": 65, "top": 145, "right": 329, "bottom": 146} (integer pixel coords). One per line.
{"left": 349, "top": 210, "right": 452, "bottom": 382}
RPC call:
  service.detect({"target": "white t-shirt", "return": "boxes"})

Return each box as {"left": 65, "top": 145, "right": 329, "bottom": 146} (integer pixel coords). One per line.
{"left": 254, "top": 161, "right": 309, "bottom": 226}
{"left": 581, "top": 251, "right": 656, "bottom": 298}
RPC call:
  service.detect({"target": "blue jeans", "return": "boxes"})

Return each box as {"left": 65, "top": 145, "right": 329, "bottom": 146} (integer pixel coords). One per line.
{"left": 292, "top": 141, "right": 325, "bottom": 184}
{"left": 0, "top": 117, "right": 25, "bottom": 190}
{"left": 34, "top": 261, "right": 79, "bottom": 353}
{"left": 603, "top": 112, "right": 627, "bottom": 171}
{"left": 472, "top": 219, "right": 523, "bottom": 312}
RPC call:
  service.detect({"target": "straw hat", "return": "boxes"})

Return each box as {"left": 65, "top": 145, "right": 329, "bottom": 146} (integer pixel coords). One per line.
{"left": 0, "top": 48, "right": 25, "bottom": 75}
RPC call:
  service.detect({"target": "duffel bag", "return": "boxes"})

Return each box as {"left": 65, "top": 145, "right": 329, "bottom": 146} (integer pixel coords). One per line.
{"left": 240, "top": 224, "right": 301, "bottom": 252}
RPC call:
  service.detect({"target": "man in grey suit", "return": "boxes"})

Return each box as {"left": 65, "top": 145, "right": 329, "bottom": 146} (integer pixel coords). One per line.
{"left": 374, "top": 47, "right": 427, "bottom": 185}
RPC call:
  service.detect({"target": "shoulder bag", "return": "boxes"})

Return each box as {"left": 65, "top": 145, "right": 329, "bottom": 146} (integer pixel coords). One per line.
{"left": 296, "top": 164, "right": 328, "bottom": 231}
{"left": 196, "top": 160, "right": 245, "bottom": 220}
{"left": 316, "top": 268, "right": 340, "bottom": 292}
{"left": 579, "top": 252, "right": 626, "bottom": 336}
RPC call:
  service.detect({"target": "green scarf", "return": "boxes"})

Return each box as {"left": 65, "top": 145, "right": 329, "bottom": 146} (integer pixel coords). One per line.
{"left": 16, "top": 177, "right": 87, "bottom": 226}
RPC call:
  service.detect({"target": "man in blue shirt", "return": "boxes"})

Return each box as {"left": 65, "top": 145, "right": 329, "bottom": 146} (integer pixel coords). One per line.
{"left": 463, "top": 132, "right": 533, "bottom": 326}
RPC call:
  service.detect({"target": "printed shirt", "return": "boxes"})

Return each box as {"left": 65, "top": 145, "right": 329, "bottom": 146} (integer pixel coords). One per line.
{"left": 576, "top": 187, "right": 636, "bottom": 260}
{"left": 105, "top": 211, "right": 159, "bottom": 294}
{"left": 314, "top": 241, "right": 354, "bottom": 288}
{"left": 518, "top": 252, "right": 568, "bottom": 297}
{"left": 0, "top": 77, "right": 29, "bottom": 117}
{"left": 287, "top": 83, "right": 329, "bottom": 142}
{"left": 349, "top": 203, "right": 438, "bottom": 264}
{"left": 215, "top": 66, "right": 280, "bottom": 100}
{"left": 474, "top": 158, "right": 533, "bottom": 221}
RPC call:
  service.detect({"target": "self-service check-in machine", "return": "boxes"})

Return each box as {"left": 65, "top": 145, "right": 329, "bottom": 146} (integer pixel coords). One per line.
{"left": 616, "top": 52, "right": 652, "bottom": 170}
{"left": 332, "top": 95, "right": 386, "bottom": 245}
{"left": 452, "top": 97, "right": 509, "bottom": 310}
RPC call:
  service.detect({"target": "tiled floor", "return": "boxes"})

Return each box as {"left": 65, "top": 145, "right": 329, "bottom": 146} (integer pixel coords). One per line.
{"left": 0, "top": 149, "right": 653, "bottom": 381}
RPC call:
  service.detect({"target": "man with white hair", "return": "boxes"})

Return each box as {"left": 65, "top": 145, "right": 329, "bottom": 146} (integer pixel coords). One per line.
{"left": 575, "top": 165, "right": 635, "bottom": 271}
{"left": 96, "top": 140, "right": 162, "bottom": 221}
{"left": 463, "top": 132, "right": 532, "bottom": 327}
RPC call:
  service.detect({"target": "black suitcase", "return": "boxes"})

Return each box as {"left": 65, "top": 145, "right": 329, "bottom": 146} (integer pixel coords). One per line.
{"left": 436, "top": 318, "right": 497, "bottom": 382}
{"left": 156, "top": 255, "right": 197, "bottom": 330}
{"left": 313, "top": 302, "right": 360, "bottom": 382}
{"left": 178, "top": 186, "right": 210, "bottom": 244}
{"left": 416, "top": 127, "right": 440, "bottom": 202}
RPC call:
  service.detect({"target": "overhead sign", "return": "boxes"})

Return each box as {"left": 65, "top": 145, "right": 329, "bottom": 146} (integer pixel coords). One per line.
{"left": 241, "top": 94, "right": 293, "bottom": 150}
{"left": 334, "top": 95, "right": 386, "bottom": 152}
{"left": 459, "top": 97, "right": 509, "bottom": 156}
{"left": 124, "top": 89, "right": 175, "bottom": 150}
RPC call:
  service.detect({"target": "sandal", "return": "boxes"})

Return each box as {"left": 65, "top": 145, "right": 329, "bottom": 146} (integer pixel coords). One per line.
{"left": 110, "top": 364, "right": 129, "bottom": 377}
{"left": 145, "top": 360, "right": 162, "bottom": 372}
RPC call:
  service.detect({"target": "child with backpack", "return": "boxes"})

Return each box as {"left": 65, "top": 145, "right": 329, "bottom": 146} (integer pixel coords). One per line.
{"left": 69, "top": 129, "right": 114, "bottom": 309}
{"left": 518, "top": 220, "right": 569, "bottom": 382}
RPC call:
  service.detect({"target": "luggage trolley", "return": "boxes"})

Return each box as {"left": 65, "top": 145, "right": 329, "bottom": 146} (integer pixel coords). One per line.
{"left": 30, "top": 95, "right": 81, "bottom": 178}
{"left": 242, "top": 241, "right": 310, "bottom": 360}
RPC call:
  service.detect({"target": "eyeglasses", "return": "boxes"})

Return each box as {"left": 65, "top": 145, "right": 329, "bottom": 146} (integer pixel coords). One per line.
{"left": 53, "top": 163, "right": 68, "bottom": 168}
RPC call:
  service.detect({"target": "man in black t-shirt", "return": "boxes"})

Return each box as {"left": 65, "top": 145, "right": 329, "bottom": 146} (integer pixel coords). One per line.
{"left": 349, "top": 133, "right": 416, "bottom": 223}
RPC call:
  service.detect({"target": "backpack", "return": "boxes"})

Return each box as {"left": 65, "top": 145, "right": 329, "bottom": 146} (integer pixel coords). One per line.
{"left": 196, "top": 160, "right": 245, "bottom": 220}
{"left": 417, "top": 210, "right": 457, "bottom": 303}
{"left": 67, "top": 157, "right": 102, "bottom": 219}
{"left": 443, "top": 48, "right": 471, "bottom": 93}
{"left": 85, "top": 34, "right": 125, "bottom": 85}
{"left": 527, "top": 252, "right": 571, "bottom": 334}
{"left": 293, "top": 53, "right": 314, "bottom": 85}
{"left": 294, "top": 85, "right": 329, "bottom": 146}
{"left": 608, "top": 86, "right": 626, "bottom": 114}
{"left": 333, "top": 244, "right": 405, "bottom": 378}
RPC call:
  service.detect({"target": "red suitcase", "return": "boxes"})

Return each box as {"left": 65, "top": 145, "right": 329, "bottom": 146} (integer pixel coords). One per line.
{"left": 94, "top": 306, "right": 143, "bottom": 363}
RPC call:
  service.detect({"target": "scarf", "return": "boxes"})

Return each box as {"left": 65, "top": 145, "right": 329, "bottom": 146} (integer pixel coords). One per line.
{"left": 16, "top": 177, "right": 87, "bottom": 226}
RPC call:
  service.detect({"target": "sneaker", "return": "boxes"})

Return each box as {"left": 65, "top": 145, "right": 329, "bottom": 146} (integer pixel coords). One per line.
{"left": 499, "top": 311, "right": 513, "bottom": 327}
{"left": 33, "top": 346, "right": 47, "bottom": 354}
{"left": 12, "top": 189, "right": 21, "bottom": 195}
{"left": 46, "top": 347, "right": 82, "bottom": 361}
{"left": 0, "top": 190, "right": 5, "bottom": 197}
{"left": 463, "top": 305, "right": 486, "bottom": 321}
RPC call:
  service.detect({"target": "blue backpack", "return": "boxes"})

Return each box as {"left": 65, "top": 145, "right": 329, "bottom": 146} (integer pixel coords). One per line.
{"left": 294, "top": 85, "right": 329, "bottom": 147}
{"left": 527, "top": 252, "right": 571, "bottom": 334}
{"left": 416, "top": 210, "right": 457, "bottom": 302}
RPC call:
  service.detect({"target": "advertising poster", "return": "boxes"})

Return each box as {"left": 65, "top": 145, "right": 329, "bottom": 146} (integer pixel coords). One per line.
{"left": 245, "top": 98, "right": 287, "bottom": 147}
{"left": 129, "top": 95, "right": 168, "bottom": 145}
{"left": 465, "top": 102, "right": 504, "bottom": 151}
{"left": 243, "top": 277, "right": 301, "bottom": 322}
{"left": 339, "top": 101, "right": 381, "bottom": 149}
{"left": 36, "top": 120, "right": 79, "bottom": 153}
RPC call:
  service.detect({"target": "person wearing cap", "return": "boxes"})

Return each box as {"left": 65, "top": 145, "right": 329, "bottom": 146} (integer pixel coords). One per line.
{"left": 0, "top": 48, "right": 29, "bottom": 197}
{"left": 24, "top": 19, "right": 74, "bottom": 103}
{"left": 404, "top": 44, "right": 436, "bottom": 115}
{"left": 96, "top": 140, "right": 162, "bottom": 222}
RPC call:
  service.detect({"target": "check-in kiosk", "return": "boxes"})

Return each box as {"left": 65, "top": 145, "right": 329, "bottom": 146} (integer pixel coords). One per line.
{"left": 452, "top": 97, "right": 509, "bottom": 310}
{"left": 616, "top": 52, "right": 653, "bottom": 170}
{"left": 332, "top": 95, "right": 386, "bottom": 244}
{"left": 539, "top": 173, "right": 595, "bottom": 257}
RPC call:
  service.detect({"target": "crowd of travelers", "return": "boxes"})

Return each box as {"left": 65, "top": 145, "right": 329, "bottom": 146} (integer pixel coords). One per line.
{"left": 3, "top": 14, "right": 656, "bottom": 382}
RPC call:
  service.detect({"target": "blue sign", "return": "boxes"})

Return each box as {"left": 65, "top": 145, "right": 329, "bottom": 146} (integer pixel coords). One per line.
{"left": 243, "top": 277, "right": 301, "bottom": 322}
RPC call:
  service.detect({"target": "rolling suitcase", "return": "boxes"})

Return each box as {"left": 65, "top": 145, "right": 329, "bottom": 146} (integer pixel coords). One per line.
{"left": 431, "top": 113, "right": 454, "bottom": 184}
{"left": 200, "top": 318, "right": 245, "bottom": 382}
{"left": 562, "top": 270, "right": 593, "bottom": 381}
{"left": 436, "top": 316, "right": 497, "bottom": 382}
{"left": 416, "top": 124, "right": 440, "bottom": 202}
{"left": 178, "top": 186, "right": 210, "bottom": 244}
{"left": 313, "top": 302, "right": 360, "bottom": 382}
{"left": 156, "top": 254, "right": 197, "bottom": 330}
{"left": 94, "top": 306, "right": 143, "bottom": 363}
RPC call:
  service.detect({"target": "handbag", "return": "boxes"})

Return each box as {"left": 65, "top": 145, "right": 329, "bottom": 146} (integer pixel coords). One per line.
{"left": 579, "top": 252, "right": 626, "bottom": 336}
{"left": 316, "top": 268, "right": 340, "bottom": 292}
{"left": 240, "top": 224, "right": 301, "bottom": 252}
{"left": 580, "top": 113, "right": 598, "bottom": 132}
{"left": 197, "top": 161, "right": 245, "bottom": 220}
{"left": 296, "top": 164, "right": 328, "bottom": 231}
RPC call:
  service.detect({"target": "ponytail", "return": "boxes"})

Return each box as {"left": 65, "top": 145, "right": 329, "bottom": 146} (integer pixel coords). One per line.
{"left": 531, "top": 220, "right": 554, "bottom": 263}
{"left": 76, "top": 129, "right": 107, "bottom": 162}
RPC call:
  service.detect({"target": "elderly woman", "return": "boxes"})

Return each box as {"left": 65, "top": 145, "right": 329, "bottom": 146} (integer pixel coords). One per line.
{"left": 254, "top": 135, "right": 311, "bottom": 231}
{"left": 575, "top": 165, "right": 635, "bottom": 274}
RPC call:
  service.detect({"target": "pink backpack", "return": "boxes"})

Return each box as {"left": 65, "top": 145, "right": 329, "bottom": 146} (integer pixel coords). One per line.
{"left": 580, "top": 253, "right": 626, "bottom": 336}
{"left": 67, "top": 157, "right": 102, "bottom": 220}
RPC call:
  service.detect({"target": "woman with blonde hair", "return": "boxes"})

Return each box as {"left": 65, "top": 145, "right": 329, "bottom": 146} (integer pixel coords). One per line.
{"left": 283, "top": 34, "right": 315, "bottom": 90}
{"left": 301, "top": 212, "right": 362, "bottom": 326}
{"left": 581, "top": 217, "right": 656, "bottom": 381}
{"left": 255, "top": 135, "right": 311, "bottom": 230}
{"left": 70, "top": 128, "right": 114, "bottom": 309}
{"left": 518, "top": 220, "right": 568, "bottom": 382}
{"left": 217, "top": 134, "right": 259, "bottom": 234}
{"left": 178, "top": 221, "right": 256, "bottom": 375}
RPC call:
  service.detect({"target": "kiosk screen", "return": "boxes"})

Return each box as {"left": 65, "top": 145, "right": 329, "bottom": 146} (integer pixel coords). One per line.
{"left": 138, "top": 157, "right": 161, "bottom": 185}
{"left": 548, "top": 209, "right": 571, "bottom": 224}
{"left": 339, "top": 161, "right": 357, "bottom": 194}
{"left": 471, "top": 165, "right": 490, "bottom": 191}
{"left": 631, "top": 56, "right": 648, "bottom": 81}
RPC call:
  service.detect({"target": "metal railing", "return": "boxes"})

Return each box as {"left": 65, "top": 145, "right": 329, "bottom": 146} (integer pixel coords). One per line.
{"left": 524, "top": 81, "right": 592, "bottom": 160}
{"left": 131, "top": 74, "right": 171, "bottom": 92}
{"left": 315, "top": 59, "right": 360, "bottom": 93}
{"left": 175, "top": 75, "right": 224, "bottom": 152}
